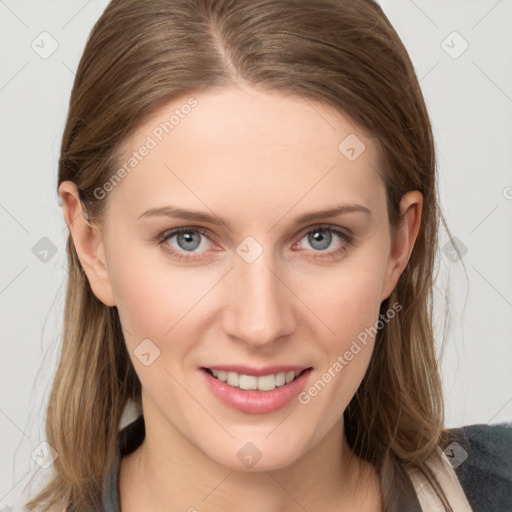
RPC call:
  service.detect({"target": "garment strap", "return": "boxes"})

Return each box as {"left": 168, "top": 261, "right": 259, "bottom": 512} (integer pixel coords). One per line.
{"left": 406, "top": 447, "right": 473, "bottom": 511}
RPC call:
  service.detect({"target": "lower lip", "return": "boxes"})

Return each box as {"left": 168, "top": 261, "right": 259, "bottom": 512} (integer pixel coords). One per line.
{"left": 200, "top": 368, "right": 313, "bottom": 414}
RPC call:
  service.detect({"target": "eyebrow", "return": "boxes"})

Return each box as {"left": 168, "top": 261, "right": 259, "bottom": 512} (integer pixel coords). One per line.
{"left": 136, "top": 203, "right": 371, "bottom": 229}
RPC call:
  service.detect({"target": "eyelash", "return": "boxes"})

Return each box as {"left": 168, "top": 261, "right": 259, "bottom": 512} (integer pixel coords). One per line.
{"left": 156, "top": 225, "right": 355, "bottom": 262}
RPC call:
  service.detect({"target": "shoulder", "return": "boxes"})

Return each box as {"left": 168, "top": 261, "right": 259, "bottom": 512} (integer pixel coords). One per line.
{"left": 442, "top": 422, "right": 512, "bottom": 511}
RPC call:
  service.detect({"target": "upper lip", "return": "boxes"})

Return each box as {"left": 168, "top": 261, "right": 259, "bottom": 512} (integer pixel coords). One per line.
{"left": 202, "top": 365, "right": 312, "bottom": 377}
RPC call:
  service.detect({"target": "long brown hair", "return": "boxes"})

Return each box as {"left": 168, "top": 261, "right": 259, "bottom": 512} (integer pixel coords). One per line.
{"left": 24, "top": 0, "right": 459, "bottom": 510}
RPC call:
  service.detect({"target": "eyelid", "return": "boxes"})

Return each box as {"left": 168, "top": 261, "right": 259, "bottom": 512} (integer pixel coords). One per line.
{"left": 157, "top": 226, "right": 217, "bottom": 250}
{"left": 157, "top": 224, "right": 354, "bottom": 260}
{"left": 293, "top": 224, "right": 354, "bottom": 254}
{"left": 295, "top": 223, "right": 354, "bottom": 241}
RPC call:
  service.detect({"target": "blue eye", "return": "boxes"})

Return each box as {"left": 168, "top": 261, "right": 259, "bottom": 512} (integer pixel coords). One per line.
{"left": 295, "top": 226, "right": 353, "bottom": 259}
{"left": 302, "top": 228, "right": 338, "bottom": 251}
{"left": 157, "top": 225, "right": 354, "bottom": 261}
{"left": 158, "top": 227, "right": 212, "bottom": 259}
{"left": 171, "top": 230, "right": 203, "bottom": 251}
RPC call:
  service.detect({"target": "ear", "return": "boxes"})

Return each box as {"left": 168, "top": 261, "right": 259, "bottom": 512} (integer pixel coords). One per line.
{"left": 380, "top": 190, "right": 423, "bottom": 302}
{"left": 58, "top": 181, "right": 116, "bottom": 307}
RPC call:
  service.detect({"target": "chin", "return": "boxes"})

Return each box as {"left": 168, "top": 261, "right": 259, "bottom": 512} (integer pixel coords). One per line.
{"left": 200, "top": 436, "right": 308, "bottom": 473}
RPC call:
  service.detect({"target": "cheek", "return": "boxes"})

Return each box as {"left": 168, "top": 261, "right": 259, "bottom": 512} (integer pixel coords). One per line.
{"left": 297, "top": 266, "right": 388, "bottom": 422}
{"left": 105, "top": 242, "right": 187, "bottom": 344}
{"left": 113, "top": 272, "right": 167, "bottom": 336}
{"left": 303, "top": 255, "right": 388, "bottom": 343}
{"left": 106, "top": 242, "right": 221, "bottom": 364}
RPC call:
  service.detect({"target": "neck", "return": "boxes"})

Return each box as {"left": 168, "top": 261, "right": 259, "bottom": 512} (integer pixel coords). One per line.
{"left": 119, "top": 404, "right": 382, "bottom": 512}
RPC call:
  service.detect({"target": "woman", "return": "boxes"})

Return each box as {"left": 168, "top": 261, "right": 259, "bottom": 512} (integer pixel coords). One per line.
{"left": 22, "top": 0, "right": 512, "bottom": 511}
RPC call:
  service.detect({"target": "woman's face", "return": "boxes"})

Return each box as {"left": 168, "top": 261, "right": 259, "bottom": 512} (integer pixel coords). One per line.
{"left": 63, "top": 85, "right": 421, "bottom": 471}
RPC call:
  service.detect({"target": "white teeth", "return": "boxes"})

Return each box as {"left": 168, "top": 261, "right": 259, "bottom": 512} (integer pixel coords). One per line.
{"left": 256, "top": 374, "right": 276, "bottom": 391}
{"left": 275, "top": 372, "right": 286, "bottom": 386}
{"left": 239, "top": 374, "right": 258, "bottom": 390}
{"left": 226, "top": 371, "right": 239, "bottom": 386}
{"left": 285, "top": 371, "right": 296, "bottom": 384}
{"left": 209, "top": 369, "right": 304, "bottom": 391}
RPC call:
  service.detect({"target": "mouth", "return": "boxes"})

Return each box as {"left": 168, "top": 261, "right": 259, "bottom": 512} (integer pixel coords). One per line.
{"left": 201, "top": 366, "right": 312, "bottom": 392}
{"left": 200, "top": 365, "right": 314, "bottom": 414}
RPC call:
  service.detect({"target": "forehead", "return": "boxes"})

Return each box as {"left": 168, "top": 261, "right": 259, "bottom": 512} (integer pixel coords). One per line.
{"left": 107, "top": 85, "right": 385, "bottom": 224}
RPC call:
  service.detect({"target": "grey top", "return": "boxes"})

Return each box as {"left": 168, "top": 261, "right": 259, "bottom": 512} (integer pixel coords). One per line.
{"left": 98, "top": 415, "right": 512, "bottom": 511}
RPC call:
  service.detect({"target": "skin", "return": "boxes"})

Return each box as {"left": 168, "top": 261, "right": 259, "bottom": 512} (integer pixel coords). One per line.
{"left": 59, "top": 84, "right": 422, "bottom": 512}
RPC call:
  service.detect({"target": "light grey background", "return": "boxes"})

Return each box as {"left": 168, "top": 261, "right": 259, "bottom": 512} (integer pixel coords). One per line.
{"left": 1, "top": 0, "right": 511, "bottom": 508}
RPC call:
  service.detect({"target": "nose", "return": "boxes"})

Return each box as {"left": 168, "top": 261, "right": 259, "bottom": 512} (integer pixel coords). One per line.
{"left": 222, "top": 250, "right": 296, "bottom": 349}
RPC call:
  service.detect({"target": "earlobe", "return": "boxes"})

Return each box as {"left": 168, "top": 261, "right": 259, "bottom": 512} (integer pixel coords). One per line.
{"left": 380, "top": 190, "right": 423, "bottom": 302}
{"left": 58, "top": 181, "right": 116, "bottom": 307}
